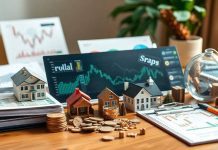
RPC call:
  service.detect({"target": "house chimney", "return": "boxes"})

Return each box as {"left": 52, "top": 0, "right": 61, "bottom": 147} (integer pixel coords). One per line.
{"left": 75, "top": 88, "right": 80, "bottom": 94}
{"left": 124, "top": 82, "right": 129, "bottom": 91}
{"left": 146, "top": 76, "right": 154, "bottom": 86}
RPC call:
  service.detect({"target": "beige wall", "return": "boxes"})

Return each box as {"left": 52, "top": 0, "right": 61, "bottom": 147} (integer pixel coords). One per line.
{"left": 0, "top": 0, "right": 123, "bottom": 64}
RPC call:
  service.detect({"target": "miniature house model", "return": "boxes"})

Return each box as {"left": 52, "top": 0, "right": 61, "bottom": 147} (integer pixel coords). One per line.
{"left": 123, "top": 77, "right": 162, "bottom": 112}
{"left": 67, "top": 88, "right": 93, "bottom": 116}
{"left": 97, "top": 87, "right": 120, "bottom": 115}
{"left": 11, "top": 67, "right": 46, "bottom": 101}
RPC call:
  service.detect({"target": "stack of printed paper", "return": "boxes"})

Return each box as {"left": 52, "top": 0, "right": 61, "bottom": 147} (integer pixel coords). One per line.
{"left": 0, "top": 92, "right": 63, "bottom": 131}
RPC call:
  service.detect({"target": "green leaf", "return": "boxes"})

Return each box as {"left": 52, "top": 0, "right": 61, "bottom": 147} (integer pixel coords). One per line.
{"left": 125, "top": 0, "right": 144, "bottom": 4}
{"left": 148, "top": 18, "right": 158, "bottom": 35}
{"left": 158, "top": 4, "right": 172, "bottom": 10}
{"left": 170, "top": 0, "right": 194, "bottom": 11}
{"left": 133, "top": 17, "right": 150, "bottom": 35}
{"left": 173, "top": 11, "right": 191, "bottom": 22}
{"left": 111, "top": 4, "right": 139, "bottom": 18}
{"left": 132, "top": 6, "right": 145, "bottom": 23}
{"left": 193, "top": 6, "right": 206, "bottom": 20}
{"left": 117, "top": 27, "right": 130, "bottom": 37}
{"left": 120, "top": 16, "right": 133, "bottom": 25}
{"left": 145, "top": 6, "right": 159, "bottom": 18}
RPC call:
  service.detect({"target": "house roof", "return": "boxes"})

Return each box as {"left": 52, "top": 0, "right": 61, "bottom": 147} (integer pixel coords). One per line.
{"left": 67, "top": 88, "right": 91, "bottom": 108}
{"left": 73, "top": 97, "right": 92, "bottom": 107}
{"left": 97, "top": 87, "right": 119, "bottom": 99}
{"left": 123, "top": 77, "right": 163, "bottom": 98}
{"left": 11, "top": 67, "right": 46, "bottom": 86}
{"left": 123, "top": 83, "right": 142, "bottom": 98}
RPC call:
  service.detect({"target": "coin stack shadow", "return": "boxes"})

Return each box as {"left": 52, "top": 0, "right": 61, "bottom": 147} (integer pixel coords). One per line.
{"left": 47, "top": 113, "right": 67, "bottom": 132}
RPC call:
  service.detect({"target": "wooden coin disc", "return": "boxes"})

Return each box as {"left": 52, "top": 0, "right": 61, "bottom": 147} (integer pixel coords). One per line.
{"left": 89, "top": 117, "right": 104, "bottom": 122}
{"left": 82, "top": 126, "right": 97, "bottom": 132}
{"left": 102, "top": 136, "right": 115, "bottom": 141}
{"left": 73, "top": 116, "right": 83, "bottom": 127}
{"left": 99, "top": 126, "right": 114, "bottom": 133}
{"left": 47, "top": 113, "right": 65, "bottom": 119}
{"left": 130, "top": 119, "right": 140, "bottom": 124}
{"left": 68, "top": 127, "right": 81, "bottom": 133}
{"left": 104, "top": 121, "right": 117, "bottom": 127}
{"left": 80, "top": 123, "right": 92, "bottom": 127}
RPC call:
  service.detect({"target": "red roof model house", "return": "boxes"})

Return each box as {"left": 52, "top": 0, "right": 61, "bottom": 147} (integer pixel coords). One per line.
{"left": 67, "top": 88, "right": 93, "bottom": 117}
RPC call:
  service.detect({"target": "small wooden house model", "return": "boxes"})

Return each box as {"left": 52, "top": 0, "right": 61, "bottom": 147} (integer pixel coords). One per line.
{"left": 123, "top": 77, "right": 162, "bottom": 112}
{"left": 97, "top": 87, "right": 120, "bottom": 116}
{"left": 11, "top": 67, "right": 46, "bottom": 101}
{"left": 67, "top": 88, "right": 93, "bottom": 117}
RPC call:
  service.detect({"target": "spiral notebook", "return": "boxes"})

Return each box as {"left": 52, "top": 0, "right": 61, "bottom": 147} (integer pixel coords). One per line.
{"left": 137, "top": 106, "right": 218, "bottom": 146}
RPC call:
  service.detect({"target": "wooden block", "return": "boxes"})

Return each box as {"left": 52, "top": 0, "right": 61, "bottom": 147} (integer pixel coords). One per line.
{"left": 172, "top": 86, "right": 185, "bottom": 103}
{"left": 211, "top": 83, "right": 218, "bottom": 98}
{"left": 127, "top": 132, "right": 137, "bottom": 138}
{"left": 139, "top": 128, "right": 146, "bottom": 135}
{"left": 215, "top": 97, "right": 218, "bottom": 108}
{"left": 119, "top": 131, "right": 125, "bottom": 139}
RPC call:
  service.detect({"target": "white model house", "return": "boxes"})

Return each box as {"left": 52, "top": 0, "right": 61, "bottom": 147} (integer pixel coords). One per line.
{"left": 11, "top": 67, "right": 46, "bottom": 101}
{"left": 123, "top": 77, "right": 162, "bottom": 112}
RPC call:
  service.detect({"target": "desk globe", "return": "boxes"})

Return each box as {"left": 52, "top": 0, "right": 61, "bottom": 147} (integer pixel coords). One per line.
{"left": 184, "top": 48, "right": 218, "bottom": 102}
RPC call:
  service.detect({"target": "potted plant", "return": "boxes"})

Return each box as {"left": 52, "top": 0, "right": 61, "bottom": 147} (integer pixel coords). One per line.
{"left": 111, "top": 0, "right": 206, "bottom": 67}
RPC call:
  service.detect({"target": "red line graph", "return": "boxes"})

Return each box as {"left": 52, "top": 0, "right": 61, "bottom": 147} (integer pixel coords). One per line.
{"left": 12, "top": 26, "right": 53, "bottom": 48}
{"left": 16, "top": 50, "right": 61, "bottom": 59}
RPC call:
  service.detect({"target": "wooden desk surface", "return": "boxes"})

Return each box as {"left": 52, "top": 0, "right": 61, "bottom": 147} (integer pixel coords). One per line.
{"left": 0, "top": 100, "right": 218, "bottom": 150}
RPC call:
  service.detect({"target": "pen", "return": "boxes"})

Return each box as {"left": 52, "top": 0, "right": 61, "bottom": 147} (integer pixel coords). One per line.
{"left": 198, "top": 103, "right": 218, "bottom": 115}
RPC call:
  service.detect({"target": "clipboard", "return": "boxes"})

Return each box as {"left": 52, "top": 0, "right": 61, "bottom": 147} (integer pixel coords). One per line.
{"left": 137, "top": 106, "right": 218, "bottom": 146}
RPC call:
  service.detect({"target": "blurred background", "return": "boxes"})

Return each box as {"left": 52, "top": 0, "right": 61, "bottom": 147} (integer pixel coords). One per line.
{"left": 0, "top": 0, "right": 218, "bottom": 64}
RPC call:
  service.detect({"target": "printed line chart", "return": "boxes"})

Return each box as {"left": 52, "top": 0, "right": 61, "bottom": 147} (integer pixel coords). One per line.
{"left": 12, "top": 25, "right": 53, "bottom": 49}
{"left": 0, "top": 17, "right": 68, "bottom": 64}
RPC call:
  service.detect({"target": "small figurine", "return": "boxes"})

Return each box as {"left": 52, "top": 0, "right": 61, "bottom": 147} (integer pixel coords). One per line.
{"left": 97, "top": 87, "right": 120, "bottom": 119}
{"left": 66, "top": 88, "right": 93, "bottom": 117}
{"left": 172, "top": 86, "right": 185, "bottom": 103}
{"left": 163, "top": 92, "right": 174, "bottom": 104}
{"left": 123, "top": 76, "right": 163, "bottom": 112}
{"left": 11, "top": 67, "right": 46, "bottom": 101}
{"left": 211, "top": 83, "right": 218, "bottom": 98}
{"left": 215, "top": 97, "right": 218, "bottom": 108}
{"left": 120, "top": 103, "right": 127, "bottom": 116}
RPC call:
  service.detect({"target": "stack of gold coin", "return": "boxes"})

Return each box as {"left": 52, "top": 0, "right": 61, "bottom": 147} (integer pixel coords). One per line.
{"left": 46, "top": 113, "right": 67, "bottom": 132}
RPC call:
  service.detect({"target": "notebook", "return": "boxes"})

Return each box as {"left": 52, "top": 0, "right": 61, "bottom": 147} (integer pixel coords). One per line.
{"left": 137, "top": 106, "right": 218, "bottom": 146}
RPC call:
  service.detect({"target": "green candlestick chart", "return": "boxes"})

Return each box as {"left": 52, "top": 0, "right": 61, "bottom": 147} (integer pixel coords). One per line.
{"left": 57, "top": 64, "right": 163, "bottom": 95}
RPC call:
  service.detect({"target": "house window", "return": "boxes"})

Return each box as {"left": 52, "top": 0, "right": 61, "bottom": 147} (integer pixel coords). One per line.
{"left": 146, "top": 98, "right": 149, "bottom": 102}
{"left": 41, "top": 85, "right": 44, "bottom": 89}
{"left": 141, "top": 98, "right": 144, "bottom": 103}
{"left": 37, "top": 93, "right": 40, "bottom": 97}
{"left": 137, "top": 99, "right": 139, "bottom": 104}
{"left": 22, "top": 94, "right": 28, "bottom": 99}
{"left": 112, "top": 100, "right": 116, "bottom": 106}
{"left": 153, "top": 98, "right": 156, "bottom": 102}
{"left": 21, "top": 86, "right": 24, "bottom": 91}
{"left": 131, "top": 99, "right": 133, "bottom": 104}
{"left": 104, "top": 101, "right": 110, "bottom": 107}
{"left": 137, "top": 105, "right": 139, "bottom": 110}
{"left": 146, "top": 104, "right": 149, "bottom": 108}
{"left": 41, "top": 93, "right": 45, "bottom": 97}
{"left": 141, "top": 91, "right": 144, "bottom": 94}
{"left": 109, "top": 95, "right": 113, "bottom": 99}
{"left": 141, "top": 104, "right": 145, "bottom": 110}
{"left": 37, "top": 85, "right": 40, "bottom": 89}
{"left": 123, "top": 97, "right": 126, "bottom": 101}
{"left": 25, "top": 86, "right": 28, "bottom": 90}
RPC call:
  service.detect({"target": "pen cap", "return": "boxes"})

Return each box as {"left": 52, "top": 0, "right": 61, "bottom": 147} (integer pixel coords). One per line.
{"left": 184, "top": 48, "right": 218, "bottom": 102}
